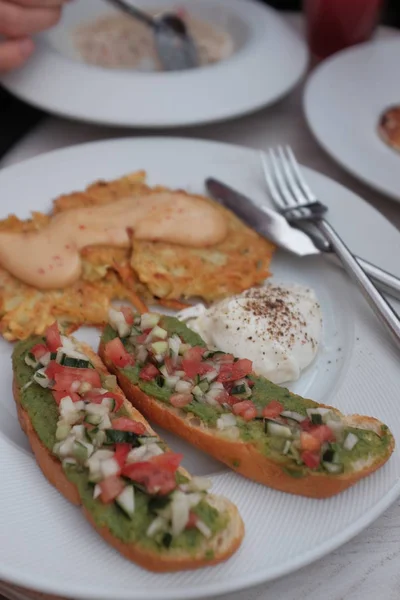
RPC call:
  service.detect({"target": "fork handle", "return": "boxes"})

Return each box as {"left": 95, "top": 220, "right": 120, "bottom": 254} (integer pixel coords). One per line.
{"left": 315, "top": 219, "right": 400, "bottom": 348}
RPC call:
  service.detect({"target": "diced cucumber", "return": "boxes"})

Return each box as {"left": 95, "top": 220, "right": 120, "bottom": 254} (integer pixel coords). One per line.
{"left": 310, "top": 413, "right": 323, "bottom": 425}
{"left": 136, "top": 346, "right": 148, "bottom": 364}
{"left": 179, "top": 343, "right": 191, "bottom": 356}
{"left": 138, "top": 436, "right": 158, "bottom": 445}
{"left": 267, "top": 421, "right": 292, "bottom": 438}
{"left": 25, "top": 353, "right": 39, "bottom": 368}
{"left": 140, "top": 313, "right": 161, "bottom": 330}
{"left": 105, "top": 429, "right": 141, "bottom": 445}
{"left": 63, "top": 356, "right": 90, "bottom": 369}
{"left": 116, "top": 486, "right": 135, "bottom": 519}
{"left": 231, "top": 383, "right": 246, "bottom": 395}
{"left": 103, "top": 374, "right": 117, "bottom": 391}
{"left": 192, "top": 385, "right": 204, "bottom": 400}
{"left": 109, "top": 308, "right": 131, "bottom": 338}
{"left": 151, "top": 341, "right": 168, "bottom": 355}
{"left": 85, "top": 413, "right": 103, "bottom": 426}
{"left": 101, "top": 397, "right": 116, "bottom": 412}
{"left": 198, "top": 380, "right": 210, "bottom": 393}
{"left": 98, "top": 414, "right": 112, "bottom": 430}
{"left": 33, "top": 368, "right": 51, "bottom": 388}
{"left": 151, "top": 326, "right": 168, "bottom": 340}
{"left": 73, "top": 440, "right": 93, "bottom": 462}
{"left": 146, "top": 516, "right": 168, "bottom": 537}
{"left": 85, "top": 403, "right": 109, "bottom": 416}
{"left": 56, "top": 422, "right": 71, "bottom": 441}
{"left": 281, "top": 411, "right": 305, "bottom": 423}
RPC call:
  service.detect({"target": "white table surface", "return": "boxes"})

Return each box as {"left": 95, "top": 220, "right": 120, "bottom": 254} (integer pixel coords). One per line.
{"left": 1, "top": 13, "right": 400, "bottom": 600}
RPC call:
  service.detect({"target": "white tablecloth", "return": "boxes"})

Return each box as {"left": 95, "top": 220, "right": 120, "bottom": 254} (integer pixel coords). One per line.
{"left": 1, "top": 13, "right": 400, "bottom": 600}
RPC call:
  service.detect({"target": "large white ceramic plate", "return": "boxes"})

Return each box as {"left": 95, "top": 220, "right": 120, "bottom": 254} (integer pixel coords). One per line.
{"left": 0, "top": 0, "right": 308, "bottom": 128}
{"left": 0, "top": 137, "right": 400, "bottom": 600}
{"left": 304, "top": 38, "right": 400, "bottom": 201}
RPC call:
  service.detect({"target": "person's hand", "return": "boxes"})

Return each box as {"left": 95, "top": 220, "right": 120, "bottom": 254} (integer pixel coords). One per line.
{"left": 0, "top": 0, "right": 70, "bottom": 72}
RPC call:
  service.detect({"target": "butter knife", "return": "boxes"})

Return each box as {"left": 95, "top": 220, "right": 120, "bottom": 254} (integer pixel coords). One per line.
{"left": 206, "top": 178, "right": 400, "bottom": 301}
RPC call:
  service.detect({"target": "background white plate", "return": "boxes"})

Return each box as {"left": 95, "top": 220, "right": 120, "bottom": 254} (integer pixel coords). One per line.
{"left": 304, "top": 38, "right": 400, "bottom": 202}
{"left": 0, "top": 0, "right": 308, "bottom": 128}
{"left": 0, "top": 138, "right": 400, "bottom": 600}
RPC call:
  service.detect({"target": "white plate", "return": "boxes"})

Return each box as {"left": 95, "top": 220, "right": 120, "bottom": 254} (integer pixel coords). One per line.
{"left": 0, "top": 137, "right": 400, "bottom": 600}
{"left": 304, "top": 39, "right": 400, "bottom": 201}
{"left": 0, "top": 0, "right": 308, "bottom": 128}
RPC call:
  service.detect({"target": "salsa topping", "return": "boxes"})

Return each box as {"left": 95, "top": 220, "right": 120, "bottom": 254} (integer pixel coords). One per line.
{"left": 105, "top": 309, "right": 372, "bottom": 475}
{"left": 24, "top": 321, "right": 217, "bottom": 542}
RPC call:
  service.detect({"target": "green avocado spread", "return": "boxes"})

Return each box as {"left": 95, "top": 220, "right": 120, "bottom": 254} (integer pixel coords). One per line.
{"left": 13, "top": 336, "right": 226, "bottom": 554}
{"left": 102, "top": 318, "right": 392, "bottom": 479}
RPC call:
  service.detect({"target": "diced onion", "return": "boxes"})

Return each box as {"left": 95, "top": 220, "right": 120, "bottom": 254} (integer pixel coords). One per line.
{"left": 281, "top": 411, "right": 305, "bottom": 423}
{"left": 343, "top": 432, "right": 359, "bottom": 451}
{"left": 196, "top": 519, "right": 212, "bottom": 539}
{"left": 216, "top": 413, "right": 237, "bottom": 430}
{"left": 171, "top": 491, "right": 190, "bottom": 537}
{"left": 146, "top": 516, "right": 167, "bottom": 537}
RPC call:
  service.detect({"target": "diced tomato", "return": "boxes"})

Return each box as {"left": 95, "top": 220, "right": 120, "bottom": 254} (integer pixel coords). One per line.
{"left": 214, "top": 353, "right": 234, "bottom": 364}
{"left": 300, "top": 418, "right": 313, "bottom": 432}
{"left": 262, "top": 400, "right": 284, "bottom": 419}
{"left": 105, "top": 338, "right": 134, "bottom": 368}
{"left": 150, "top": 452, "right": 183, "bottom": 473}
{"left": 52, "top": 390, "right": 81, "bottom": 405}
{"left": 301, "top": 451, "right": 320, "bottom": 470}
{"left": 170, "top": 393, "right": 193, "bottom": 407}
{"left": 214, "top": 388, "right": 230, "bottom": 405}
{"left": 139, "top": 363, "right": 159, "bottom": 381}
{"left": 30, "top": 343, "right": 49, "bottom": 360}
{"left": 114, "top": 444, "right": 131, "bottom": 468}
{"left": 300, "top": 431, "right": 321, "bottom": 452}
{"left": 232, "top": 400, "right": 256, "bottom": 416}
{"left": 185, "top": 511, "right": 198, "bottom": 529}
{"left": 225, "top": 394, "right": 240, "bottom": 407}
{"left": 217, "top": 358, "right": 253, "bottom": 383}
{"left": 48, "top": 363, "right": 101, "bottom": 392}
{"left": 164, "top": 356, "right": 174, "bottom": 375}
{"left": 99, "top": 475, "right": 125, "bottom": 503}
{"left": 232, "top": 358, "right": 253, "bottom": 378}
{"left": 122, "top": 462, "right": 177, "bottom": 496}
{"left": 111, "top": 417, "right": 146, "bottom": 435}
{"left": 137, "top": 328, "right": 152, "bottom": 344}
{"left": 242, "top": 406, "right": 257, "bottom": 421}
{"left": 184, "top": 347, "right": 206, "bottom": 361}
{"left": 44, "top": 360, "right": 63, "bottom": 380}
{"left": 45, "top": 322, "right": 62, "bottom": 352}
{"left": 311, "top": 424, "right": 335, "bottom": 444}
{"left": 84, "top": 390, "right": 124, "bottom": 413}
{"left": 120, "top": 306, "right": 134, "bottom": 325}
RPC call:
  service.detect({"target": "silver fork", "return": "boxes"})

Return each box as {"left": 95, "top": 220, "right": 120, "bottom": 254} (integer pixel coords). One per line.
{"left": 261, "top": 146, "right": 400, "bottom": 350}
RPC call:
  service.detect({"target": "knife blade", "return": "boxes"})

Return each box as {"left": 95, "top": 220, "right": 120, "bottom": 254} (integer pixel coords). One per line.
{"left": 205, "top": 177, "right": 400, "bottom": 302}
{"left": 206, "top": 177, "right": 318, "bottom": 257}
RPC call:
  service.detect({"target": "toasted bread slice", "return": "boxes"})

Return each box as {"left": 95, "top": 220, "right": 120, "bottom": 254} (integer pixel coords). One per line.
{"left": 99, "top": 315, "right": 395, "bottom": 500}
{"left": 13, "top": 339, "right": 244, "bottom": 572}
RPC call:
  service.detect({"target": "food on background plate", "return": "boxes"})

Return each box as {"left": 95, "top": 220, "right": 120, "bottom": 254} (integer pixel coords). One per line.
{"left": 12, "top": 323, "right": 244, "bottom": 572}
{"left": 378, "top": 104, "right": 400, "bottom": 154}
{"left": 99, "top": 308, "right": 394, "bottom": 499}
{"left": 74, "top": 9, "right": 234, "bottom": 72}
{"left": 0, "top": 171, "right": 274, "bottom": 341}
{"left": 177, "top": 284, "right": 322, "bottom": 384}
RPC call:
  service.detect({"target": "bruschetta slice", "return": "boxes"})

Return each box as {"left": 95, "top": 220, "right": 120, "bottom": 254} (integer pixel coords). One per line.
{"left": 99, "top": 308, "right": 395, "bottom": 499}
{"left": 12, "top": 322, "right": 244, "bottom": 572}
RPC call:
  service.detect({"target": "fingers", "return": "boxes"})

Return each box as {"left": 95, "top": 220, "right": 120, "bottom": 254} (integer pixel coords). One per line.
{"left": 0, "top": 37, "right": 34, "bottom": 71}
{"left": 0, "top": 2, "right": 62, "bottom": 37}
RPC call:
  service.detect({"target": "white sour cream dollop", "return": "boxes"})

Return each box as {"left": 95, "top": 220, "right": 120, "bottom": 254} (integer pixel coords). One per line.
{"left": 177, "top": 284, "right": 322, "bottom": 384}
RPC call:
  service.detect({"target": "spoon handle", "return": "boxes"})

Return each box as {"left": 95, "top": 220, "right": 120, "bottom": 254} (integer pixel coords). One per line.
{"left": 106, "top": 0, "right": 154, "bottom": 28}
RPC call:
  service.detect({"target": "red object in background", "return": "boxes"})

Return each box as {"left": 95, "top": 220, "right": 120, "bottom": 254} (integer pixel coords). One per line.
{"left": 304, "top": 0, "right": 383, "bottom": 60}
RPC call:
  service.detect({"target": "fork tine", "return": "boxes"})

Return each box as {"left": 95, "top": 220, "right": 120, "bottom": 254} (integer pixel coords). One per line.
{"left": 268, "top": 148, "right": 298, "bottom": 208}
{"left": 260, "top": 151, "right": 287, "bottom": 210}
{"left": 277, "top": 146, "right": 308, "bottom": 208}
{"left": 285, "top": 146, "right": 317, "bottom": 202}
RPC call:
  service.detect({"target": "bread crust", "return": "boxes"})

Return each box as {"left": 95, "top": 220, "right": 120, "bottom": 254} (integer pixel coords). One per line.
{"left": 13, "top": 342, "right": 244, "bottom": 572}
{"left": 99, "top": 341, "right": 394, "bottom": 499}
